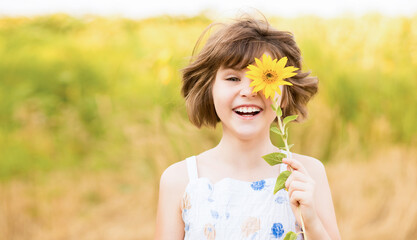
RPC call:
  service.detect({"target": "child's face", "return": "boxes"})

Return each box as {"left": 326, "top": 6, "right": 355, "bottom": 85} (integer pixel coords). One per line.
{"left": 212, "top": 65, "right": 282, "bottom": 140}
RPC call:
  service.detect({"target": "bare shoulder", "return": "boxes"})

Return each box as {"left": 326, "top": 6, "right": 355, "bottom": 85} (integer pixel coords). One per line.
{"left": 159, "top": 159, "right": 189, "bottom": 195}
{"left": 292, "top": 152, "right": 326, "bottom": 178}
{"left": 155, "top": 159, "right": 189, "bottom": 239}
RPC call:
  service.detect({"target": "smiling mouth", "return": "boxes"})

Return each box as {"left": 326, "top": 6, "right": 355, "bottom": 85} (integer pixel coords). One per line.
{"left": 233, "top": 110, "right": 261, "bottom": 116}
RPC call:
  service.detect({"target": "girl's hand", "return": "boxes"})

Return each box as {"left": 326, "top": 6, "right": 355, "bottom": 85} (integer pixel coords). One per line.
{"left": 283, "top": 158, "right": 319, "bottom": 227}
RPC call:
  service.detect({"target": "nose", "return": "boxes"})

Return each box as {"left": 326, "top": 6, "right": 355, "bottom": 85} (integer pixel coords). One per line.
{"left": 240, "top": 78, "right": 257, "bottom": 98}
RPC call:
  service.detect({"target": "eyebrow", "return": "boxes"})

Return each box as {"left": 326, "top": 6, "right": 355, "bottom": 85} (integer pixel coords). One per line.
{"left": 220, "top": 66, "right": 247, "bottom": 72}
{"left": 220, "top": 68, "right": 243, "bottom": 76}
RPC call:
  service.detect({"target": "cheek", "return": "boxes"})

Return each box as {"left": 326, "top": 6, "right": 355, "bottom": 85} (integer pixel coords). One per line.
{"left": 263, "top": 97, "right": 279, "bottom": 123}
{"left": 266, "top": 108, "right": 278, "bottom": 124}
{"left": 212, "top": 85, "right": 229, "bottom": 116}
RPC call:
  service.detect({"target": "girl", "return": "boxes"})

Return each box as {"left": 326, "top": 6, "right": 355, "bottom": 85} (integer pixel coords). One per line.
{"left": 155, "top": 16, "right": 341, "bottom": 240}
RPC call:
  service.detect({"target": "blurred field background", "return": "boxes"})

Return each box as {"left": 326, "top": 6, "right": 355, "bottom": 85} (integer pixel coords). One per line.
{"left": 0, "top": 13, "right": 416, "bottom": 240}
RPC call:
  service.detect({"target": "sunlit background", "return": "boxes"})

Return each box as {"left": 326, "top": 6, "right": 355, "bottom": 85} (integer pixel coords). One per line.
{"left": 0, "top": 1, "right": 416, "bottom": 240}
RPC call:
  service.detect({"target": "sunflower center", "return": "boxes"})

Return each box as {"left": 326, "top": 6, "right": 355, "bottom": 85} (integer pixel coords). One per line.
{"left": 262, "top": 70, "right": 278, "bottom": 83}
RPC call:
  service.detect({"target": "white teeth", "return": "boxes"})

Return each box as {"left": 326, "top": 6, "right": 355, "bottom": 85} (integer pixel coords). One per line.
{"left": 234, "top": 107, "right": 261, "bottom": 113}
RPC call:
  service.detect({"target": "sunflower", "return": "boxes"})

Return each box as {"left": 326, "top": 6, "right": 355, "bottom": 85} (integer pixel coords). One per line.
{"left": 246, "top": 54, "right": 299, "bottom": 100}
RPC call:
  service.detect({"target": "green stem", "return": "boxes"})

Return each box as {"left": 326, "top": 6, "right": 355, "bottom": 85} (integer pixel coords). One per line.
{"left": 276, "top": 106, "right": 293, "bottom": 168}
{"left": 298, "top": 206, "right": 307, "bottom": 240}
{"left": 275, "top": 102, "right": 307, "bottom": 240}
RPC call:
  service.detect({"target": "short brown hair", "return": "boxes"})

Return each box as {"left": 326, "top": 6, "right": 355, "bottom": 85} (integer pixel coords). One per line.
{"left": 181, "top": 16, "right": 318, "bottom": 129}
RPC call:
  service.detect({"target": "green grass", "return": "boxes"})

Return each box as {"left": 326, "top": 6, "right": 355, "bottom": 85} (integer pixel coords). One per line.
{"left": 0, "top": 13, "right": 416, "bottom": 181}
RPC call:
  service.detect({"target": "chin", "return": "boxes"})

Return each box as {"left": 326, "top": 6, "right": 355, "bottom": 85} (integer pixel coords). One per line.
{"left": 233, "top": 127, "right": 265, "bottom": 140}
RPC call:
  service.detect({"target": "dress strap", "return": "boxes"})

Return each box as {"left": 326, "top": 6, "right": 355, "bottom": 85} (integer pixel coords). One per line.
{"left": 186, "top": 156, "right": 198, "bottom": 182}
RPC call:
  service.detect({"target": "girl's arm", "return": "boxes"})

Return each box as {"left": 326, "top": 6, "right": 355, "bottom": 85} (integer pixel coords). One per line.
{"left": 283, "top": 156, "right": 341, "bottom": 240}
{"left": 155, "top": 162, "right": 187, "bottom": 240}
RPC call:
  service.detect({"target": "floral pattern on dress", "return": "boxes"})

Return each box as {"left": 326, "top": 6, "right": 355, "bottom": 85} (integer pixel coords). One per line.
{"left": 207, "top": 183, "right": 214, "bottom": 202}
{"left": 211, "top": 210, "right": 219, "bottom": 219}
{"left": 271, "top": 222, "right": 285, "bottom": 238}
{"left": 182, "top": 156, "right": 298, "bottom": 239}
{"left": 181, "top": 192, "right": 192, "bottom": 211}
{"left": 251, "top": 180, "right": 266, "bottom": 191}
{"left": 182, "top": 192, "right": 192, "bottom": 233}
{"left": 204, "top": 223, "right": 216, "bottom": 240}
{"left": 275, "top": 196, "right": 285, "bottom": 204}
{"left": 241, "top": 216, "right": 261, "bottom": 238}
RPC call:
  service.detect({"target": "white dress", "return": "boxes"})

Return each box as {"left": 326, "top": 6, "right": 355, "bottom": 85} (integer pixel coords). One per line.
{"left": 181, "top": 154, "right": 303, "bottom": 240}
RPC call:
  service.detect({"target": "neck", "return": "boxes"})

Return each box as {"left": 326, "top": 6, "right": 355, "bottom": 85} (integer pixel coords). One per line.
{"left": 212, "top": 126, "right": 277, "bottom": 170}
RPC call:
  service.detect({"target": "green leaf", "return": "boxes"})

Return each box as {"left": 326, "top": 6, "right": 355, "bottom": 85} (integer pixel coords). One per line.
{"left": 270, "top": 126, "right": 282, "bottom": 135}
{"left": 271, "top": 104, "right": 277, "bottom": 111}
{"left": 262, "top": 152, "right": 287, "bottom": 166}
{"left": 283, "top": 115, "right": 298, "bottom": 126}
{"left": 283, "top": 231, "right": 298, "bottom": 240}
{"left": 276, "top": 106, "right": 282, "bottom": 117}
{"left": 274, "top": 170, "right": 291, "bottom": 194}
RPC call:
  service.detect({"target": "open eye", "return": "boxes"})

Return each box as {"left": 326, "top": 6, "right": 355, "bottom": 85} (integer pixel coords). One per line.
{"left": 226, "top": 77, "right": 240, "bottom": 82}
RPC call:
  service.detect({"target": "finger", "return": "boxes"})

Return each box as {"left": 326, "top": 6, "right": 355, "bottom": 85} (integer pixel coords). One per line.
{"left": 285, "top": 171, "right": 308, "bottom": 189}
{"left": 287, "top": 180, "right": 306, "bottom": 197}
{"left": 283, "top": 158, "right": 308, "bottom": 175}
{"left": 283, "top": 157, "right": 304, "bottom": 171}
{"left": 289, "top": 191, "right": 305, "bottom": 207}
{"left": 291, "top": 170, "right": 311, "bottom": 183}
{"left": 285, "top": 171, "right": 294, "bottom": 190}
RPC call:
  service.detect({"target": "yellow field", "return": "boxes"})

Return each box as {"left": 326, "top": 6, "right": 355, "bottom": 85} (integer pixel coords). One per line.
{"left": 0, "top": 14, "right": 416, "bottom": 239}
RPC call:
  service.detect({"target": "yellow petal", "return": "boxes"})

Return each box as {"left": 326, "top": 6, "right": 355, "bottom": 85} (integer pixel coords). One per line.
{"left": 276, "top": 80, "right": 293, "bottom": 86}
{"left": 246, "top": 72, "right": 260, "bottom": 78}
{"left": 246, "top": 75, "right": 261, "bottom": 82}
{"left": 247, "top": 65, "right": 257, "bottom": 71}
{"left": 276, "top": 57, "right": 288, "bottom": 69}
{"left": 264, "top": 54, "right": 273, "bottom": 69}
{"left": 265, "top": 86, "right": 274, "bottom": 99}
{"left": 279, "top": 66, "right": 298, "bottom": 79}
{"left": 284, "top": 66, "right": 299, "bottom": 72}
{"left": 246, "top": 72, "right": 260, "bottom": 77}
{"left": 247, "top": 65, "right": 262, "bottom": 74}
{"left": 249, "top": 79, "right": 262, "bottom": 87}
{"left": 281, "top": 68, "right": 297, "bottom": 75}
{"left": 255, "top": 57, "right": 262, "bottom": 67}
{"left": 275, "top": 68, "right": 284, "bottom": 78}
{"left": 276, "top": 87, "right": 282, "bottom": 96}
{"left": 247, "top": 54, "right": 297, "bottom": 100}
{"left": 263, "top": 89, "right": 270, "bottom": 99}
{"left": 249, "top": 77, "right": 262, "bottom": 83}
{"left": 281, "top": 72, "right": 297, "bottom": 79}
{"left": 246, "top": 69, "right": 262, "bottom": 76}
{"left": 269, "top": 91, "right": 276, "bottom": 100}
{"left": 253, "top": 82, "right": 266, "bottom": 92}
